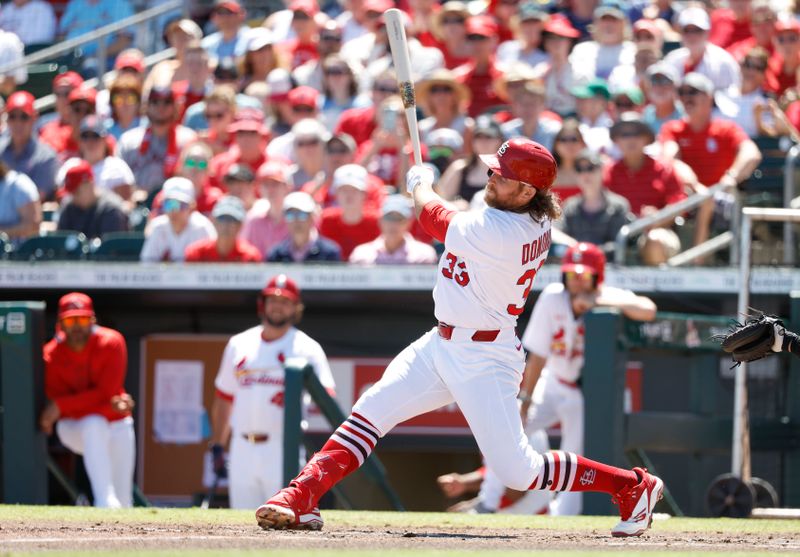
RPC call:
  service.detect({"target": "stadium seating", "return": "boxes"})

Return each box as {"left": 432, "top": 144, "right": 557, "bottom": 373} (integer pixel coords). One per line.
{"left": 0, "top": 233, "right": 11, "bottom": 260}
{"left": 89, "top": 231, "right": 145, "bottom": 261}
{"left": 12, "top": 230, "right": 89, "bottom": 261}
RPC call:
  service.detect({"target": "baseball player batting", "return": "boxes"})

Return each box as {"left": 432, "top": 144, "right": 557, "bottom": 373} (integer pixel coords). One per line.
{"left": 256, "top": 138, "right": 664, "bottom": 537}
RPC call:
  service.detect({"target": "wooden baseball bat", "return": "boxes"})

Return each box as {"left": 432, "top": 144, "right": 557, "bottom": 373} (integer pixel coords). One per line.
{"left": 384, "top": 8, "right": 423, "bottom": 167}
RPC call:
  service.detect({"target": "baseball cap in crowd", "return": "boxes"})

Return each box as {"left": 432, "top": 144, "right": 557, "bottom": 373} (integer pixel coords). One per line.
{"left": 473, "top": 114, "right": 503, "bottom": 138}
{"left": 288, "top": 86, "right": 319, "bottom": 110}
{"left": 79, "top": 115, "right": 108, "bottom": 137}
{"left": 165, "top": 18, "right": 203, "bottom": 41}
{"left": 612, "top": 86, "right": 645, "bottom": 108}
{"left": 267, "top": 69, "right": 293, "bottom": 102}
{"left": 382, "top": 194, "right": 413, "bottom": 219}
{"left": 68, "top": 86, "right": 98, "bottom": 106}
{"left": 678, "top": 6, "right": 711, "bottom": 31}
{"left": 6, "top": 91, "right": 35, "bottom": 116}
{"left": 62, "top": 159, "right": 94, "bottom": 194}
{"left": 146, "top": 85, "right": 175, "bottom": 103}
{"left": 262, "top": 274, "right": 301, "bottom": 303}
{"left": 570, "top": 78, "right": 611, "bottom": 100}
{"left": 633, "top": 18, "right": 661, "bottom": 39}
{"left": 466, "top": 15, "right": 498, "bottom": 38}
{"left": 53, "top": 71, "right": 83, "bottom": 90}
{"left": 332, "top": 164, "right": 368, "bottom": 192}
{"left": 283, "top": 191, "right": 317, "bottom": 214}
{"left": 162, "top": 176, "right": 196, "bottom": 204}
{"left": 114, "top": 50, "right": 145, "bottom": 73}
{"left": 228, "top": 108, "right": 267, "bottom": 134}
{"left": 289, "top": 0, "right": 319, "bottom": 16}
{"left": 364, "top": 0, "right": 393, "bottom": 15}
{"left": 427, "top": 128, "right": 464, "bottom": 153}
{"left": 224, "top": 163, "right": 255, "bottom": 183}
{"left": 215, "top": 56, "right": 240, "bottom": 81}
{"left": 646, "top": 61, "right": 679, "bottom": 85}
{"left": 610, "top": 111, "right": 655, "bottom": 144}
{"left": 774, "top": 17, "right": 800, "bottom": 34}
{"left": 480, "top": 138, "right": 557, "bottom": 190}
{"left": 594, "top": 0, "right": 626, "bottom": 20}
{"left": 680, "top": 72, "right": 714, "bottom": 95}
{"left": 574, "top": 148, "right": 603, "bottom": 168}
{"left": 248, "top": 28, "right": 274, "bottom": 52}
{"left": 212, "top": 195, "right": 247, "bottom": 222}
{"left": 58, "top": 292, "right": 95, "bottom": 320}
{"left": 293, "top": 118, "right": 331, "bottom": 144}
{"left": 257, "top": 160, "right": 291, "bottom": 182}
{"left": 517, "top": 1, "right": 548, "bottom": 22}
{"left": 543, "top": 13, "right": 580, "bottom": 38}
{"left": 214, "top": 0, "right": 243, "bottom": 13}
{"left": 326, "top": 133, "right": 357, "bottom": 154}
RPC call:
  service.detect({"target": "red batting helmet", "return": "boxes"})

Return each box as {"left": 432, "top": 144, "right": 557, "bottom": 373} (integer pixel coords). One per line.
{"left": 561, "top": 242, "right": 606, "bottom": 285}
{"left": 257, "top": 274, "right": 301, "bottom": 315}
{"left": 479, "top": 138, "right": 557, "bottom": 190}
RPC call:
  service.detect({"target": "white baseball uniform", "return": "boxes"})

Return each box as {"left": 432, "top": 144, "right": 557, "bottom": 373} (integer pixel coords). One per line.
{"left": 353, "top": 207, "right": 554, "bottom": 492}
{"left": 215, "top": 325, "right": 335, "bottom": 509}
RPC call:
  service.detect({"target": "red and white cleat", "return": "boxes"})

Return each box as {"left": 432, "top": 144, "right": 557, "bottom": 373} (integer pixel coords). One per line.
{"left": 610, "top": 467, "right": 664, "bottom": 538}
{"left": 256, "top": 487, "right": 323, "bottom": 531}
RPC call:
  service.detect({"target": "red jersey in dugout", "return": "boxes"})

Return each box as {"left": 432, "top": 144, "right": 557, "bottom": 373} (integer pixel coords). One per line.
{"left": 658, "top": 118, "right": 747, "bottom": 186}
{"left": 43, "top": 326, "right": 130, "bottom": 422}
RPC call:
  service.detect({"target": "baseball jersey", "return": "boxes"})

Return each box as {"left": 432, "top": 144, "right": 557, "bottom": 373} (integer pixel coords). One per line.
{"left": 215, "top": 326, "right": 335, "bottom": 435}
{"left": 434, "top": 207, "right": 552, "bottom": 330}
{"left": 522, "top": 282, "right": 639, "bottom": 383}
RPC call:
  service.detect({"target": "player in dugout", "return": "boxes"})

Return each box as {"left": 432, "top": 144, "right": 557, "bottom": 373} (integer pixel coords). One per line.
{"left": 40, "top": 292, "right": 136, "bottom": 508}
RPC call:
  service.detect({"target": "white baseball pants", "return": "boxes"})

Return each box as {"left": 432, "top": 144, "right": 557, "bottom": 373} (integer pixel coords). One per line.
{"left": 56, "top": 415, "right": 135, "bottom": 508}
{"left": 354, "top": 328, "right": 545, "bottom": 491}
{"left": 228, "top": 434, "right": 283, "bottom": 509}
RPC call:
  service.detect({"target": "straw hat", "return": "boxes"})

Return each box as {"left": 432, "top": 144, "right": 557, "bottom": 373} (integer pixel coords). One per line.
{"left": 431, "top": 1, "right": 470, "bottom": 41}
{"left": 416, "top": 68, "right": 471, "bottom": 115}
{"left": 494, "top": 62, "right": 538, "bottom": 103}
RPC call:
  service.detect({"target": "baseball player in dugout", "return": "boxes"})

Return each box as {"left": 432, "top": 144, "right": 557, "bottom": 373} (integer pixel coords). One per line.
{"left": 256, "top": 138, "right": 664, "bottom": 537}
{"left": 210, "top": 274, "right": 335, "bottom": 510}
{"left": 40, "top": 292, "right": 136, "bottom": 508}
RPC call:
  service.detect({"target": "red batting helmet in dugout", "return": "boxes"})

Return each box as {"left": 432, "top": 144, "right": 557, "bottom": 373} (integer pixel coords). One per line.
{"left": 479, "top": 138, "right": 557, "bottom": 190}
{"left": 257, "top": 274, "right": 301, "bottom": 316}
{"left": 561, "top": 242, "right": 606, "bottom": 285}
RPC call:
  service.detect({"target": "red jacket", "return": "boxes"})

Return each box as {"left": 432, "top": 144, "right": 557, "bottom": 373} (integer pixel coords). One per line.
{"left": 43, "top": 326, "right": 130, "bottom": 422}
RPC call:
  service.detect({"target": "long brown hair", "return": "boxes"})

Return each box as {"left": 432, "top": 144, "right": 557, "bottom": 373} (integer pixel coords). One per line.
{"left": 520, "top": 187, "right": 562, "bottom": 222}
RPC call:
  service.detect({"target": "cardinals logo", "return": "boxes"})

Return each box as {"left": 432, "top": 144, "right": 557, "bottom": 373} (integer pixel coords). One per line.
{"left": 550, "top": 327, "right": 567, "bottom": 356}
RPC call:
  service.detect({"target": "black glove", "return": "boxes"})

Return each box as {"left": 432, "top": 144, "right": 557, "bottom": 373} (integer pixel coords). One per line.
{"left": 211, "top": 443, "right": 227, "bottom": 479}
{"left": 716, "top": 313, "right": 785, "bottom": 365}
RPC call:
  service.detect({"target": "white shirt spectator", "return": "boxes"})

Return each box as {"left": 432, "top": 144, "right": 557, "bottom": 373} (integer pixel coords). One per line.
{"left": 0, "top": 0, "right": 56, "bottom": 45}
{"left": 663, "top": 44, "right": 741, "bottom": 91}
{"left": 0, "top": 29, "right": 26, "bottom": 84}
{"left": 140, "top": 211, "right": 216, "bottom": 262}
{"left": 349, "top": 234, "right": 438, "bottom": 265}
{"left": 570, "top": 40, "right": 635, "bottom": 83}
{"left": 714, "top": 86, "right": 769, "bottom": 138}
{"left": 580, "top": 112, "right": 614, "bottom": 155}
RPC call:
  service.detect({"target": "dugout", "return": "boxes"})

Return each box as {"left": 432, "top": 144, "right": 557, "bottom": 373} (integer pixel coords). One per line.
{"left": 582, "top": 308, "right": 800, "bottom": 517}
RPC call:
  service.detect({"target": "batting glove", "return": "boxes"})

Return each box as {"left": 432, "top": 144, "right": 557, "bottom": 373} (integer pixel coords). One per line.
{"left": 406, "top": 164, "right": 434, "bottom": 194}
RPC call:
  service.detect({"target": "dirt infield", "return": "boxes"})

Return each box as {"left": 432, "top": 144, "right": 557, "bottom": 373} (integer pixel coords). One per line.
{"left": 2, "top": 517, "right": 800, "bottom": 553}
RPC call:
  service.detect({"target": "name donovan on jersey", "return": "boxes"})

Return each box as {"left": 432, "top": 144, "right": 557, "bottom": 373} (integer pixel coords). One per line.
{"left": 522, "top": 229, "right": 551, "bottom": 265}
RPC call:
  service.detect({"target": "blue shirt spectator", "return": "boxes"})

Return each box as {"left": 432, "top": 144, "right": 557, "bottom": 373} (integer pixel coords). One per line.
{"left": 59, "top": 0, "right": 134, "bottom": 58}
{"left": 268, "top": 236, "right": 342, "bottom": 263}
{"left": 201, "top": 0, "right": 252, "bottom": 62}
{"left": 0, "top": 0, "right": 57, "bottom": 46}
{"left": 0, "top": 168, "right": 41, "bottom": 242}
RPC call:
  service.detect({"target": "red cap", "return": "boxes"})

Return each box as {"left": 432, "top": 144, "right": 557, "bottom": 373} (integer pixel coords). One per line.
{"left": 256, "top": 160, "right": 290, "bottom": 182}
{"left": 68, "top": 87, "right": 97, "bottom": 106}
{"left": 63, "top": 159, "right": 94, "bottom": 193}
{"left": 58, "top": 292, "right": 95, "bottom": 319}
{"left": 228, "top": 108, "right": 267, "bottom": 134}
{"left": 479, "top": 138, "right": 556, "bottom": 190}
{"left": 364, "top": 0, "right": 393, "bottom": 13}
{"left": 466, "top": 15, "right": 498, "bottom": 38}
{"left": 53, "top": 70, "right": 84, "bottom": 90}
{"left": 262, "top": 274, "right": 300, "bottom": 302}
{"left": 6, "top": 91, "right": 35, "bottom": 116}
{"left": 561, "top": 242, "right": 606, "bottom": 284}
{"left": 633, "top": 18, "right": 661, "bottom": 38}
{"left": 288, "top": 85, "right": 319, "bottom": 108}
{"left": 775, "top": 19, "right": 800, "bottom": 34}
{"left": 289, "top": 0, "right": 319, "bottom": 15}
{"left": 544, "top": 14, "right": 580, "bottom": 38}
{"left": 214, "top": 0, "right": 243, "bottom": 13}
{"left": 114, "top": 52, "right": 145, "bottom": 73}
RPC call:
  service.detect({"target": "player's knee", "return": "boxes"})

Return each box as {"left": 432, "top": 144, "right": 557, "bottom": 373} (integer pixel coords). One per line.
{"left": 81, "top": 415, "right": 111, "bottom": 438}
{"left": 487, "top": 455, "right": 540, "bottom": 491}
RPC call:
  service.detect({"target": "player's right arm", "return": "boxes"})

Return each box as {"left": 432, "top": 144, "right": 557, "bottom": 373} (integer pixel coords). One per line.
{"left": 518, "top": 353, "right": 547, "bottom": 419}
{"left": 408, "top": 165, "right": 457, "bottom": 242}
{"left": 211, "top": 341, "right": 238, "bottom": 448}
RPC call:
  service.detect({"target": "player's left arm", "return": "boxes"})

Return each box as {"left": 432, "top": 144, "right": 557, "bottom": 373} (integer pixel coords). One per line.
{"left": 595, "top": 286, "right": 657, "bottom": 322}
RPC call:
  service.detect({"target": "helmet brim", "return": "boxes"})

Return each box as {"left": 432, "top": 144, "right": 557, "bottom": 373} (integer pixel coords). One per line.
{"left": 479, "top": 153, "right": 514, "bottom": 180}
{"left": 561, "top": 263, "right": 598, "bottom": 276}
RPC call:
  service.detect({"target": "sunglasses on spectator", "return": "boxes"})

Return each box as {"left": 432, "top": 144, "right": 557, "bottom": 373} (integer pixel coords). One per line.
{"left": 677, "top": 88, "right": 703, "bottom": 97}
{"left": 557, "top": 135, "right": 581, "bottom": 143}
{"left": 615, "top": 130, "right": 644, "bottom": 139}
{"left": 54, "top": 89, "right": 72, "bottom": 98}
{"left": 284, "top": 210, "right": 311, "bottom": 222}
{"left": 365, "top": 10, "right": 382, "bottom": 18}
{"left": 575, "top": 163, "right": 599, "bottom": 173}
{"left": 184, "top": 158, "right": 209, "bottom": 170}
{"left": 430, "top": 85, "right": 454, "bottom": 94}
{"left": 293, "top": 10, "right": 311, "bottom": 20}
{"left": 429, "top": 146, "right": 454, "bottom": 159}
{"left": 296, "top": 138, "right": 321, "bottom": 147}
{"left": 442, "top": 16, "right": 465, "bottom": 25}
{"left": 215, "top": 215, "right": 240, "bottom": 225}
{"left": 373, "top": 84, "right": 397, "bottom": 94}
{"left": 292, "top": 105, "right": 315, "bottom": 113}
{"left": 61, "top": 316, "right": 93, "bottom": 328}
{"left": 205, "top": 110, "right": 228, "bottom": 120}
{"left": 80, "top": 132, "right": 102, "bottom": 141}
{"left": 741, "top": 59, "right": 767, "bottom": 71}
{"left": 565, "top": 270, "right": 595, "bottom": 281}
{"left": 326, "top": 146, "right": 350, "bottom": 155}
{"left": 649, "top": 75, "right": 674, "bottom": 86}
{"left": 7, "top": 111, "right": 31, "bottom": 122}
{"left": 71, "top": 103, "right": 92, "bottom": 115}
{"left": 163, "top": 198, "right": 190, "bottom": 213}
{"left": 777, "top": 33, "right": 799, "bottom": 44}
{"left": 111, "top": 92, "right": 139, "bottom": 107}
{"left": 150, "top": 97, "right": 174, "bottom": 106}
{"left": 382, "top": 212, "right": 407, "bottom": 222}
{"left": 467, "top": 34, "right": 489, "bottom": 41}
{"left": 614, "top": 99, "right": 635, "bottom": 109}
{"left": 682, "top": 26, "right": 705, "bottom": 34}
{"left": 215, "top": 7, "right": 236, "bottom": 16}
{"left": 321, "top": 33, "right": 342, "bottom": 42}
{"left": 325, "top": 67, "right": 348, "bottom": 76}
{"left": 634, "top": 32, "right": 655, "bottom": 41}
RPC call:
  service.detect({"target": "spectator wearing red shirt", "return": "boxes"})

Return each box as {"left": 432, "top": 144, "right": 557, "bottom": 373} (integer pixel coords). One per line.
{"left": 319, "top": 164, "right": 380, "bottom": 259}
{"left": 39, "top": 71, "right": 83, "bottom": 152}
{"left": 42, "top": 86, "right": 96, "bottom": 161}
{"left": 728, "top": 1, "right": 776, "bottom": 61}
{"left": 334, "top": 69, "right": 398, "bottom": 147}
{"left": 41, "top": 293, "right": 135, "bottom": 508}
{"left": 431, "top": 1, "right": 471, "bottom": 69}
{"left": 279, "top": 0, "right": 321, "bottom": 70}
{"left": 455, "top": 15, "right": 504, "bottom": 117}
{"left": 209, "top": 109, "right": 270, "bottom": 190}
{"left": 659, "top": 72, "right": 762, "bottom": 189}
{"left": 185, "top": 195, "right": 262, "bottom": 262}
{"left": 765, "top": 18, "right": 800, "bottom": 96}
{"left": 709, "top": 0, "right": 753, "bottom": 49}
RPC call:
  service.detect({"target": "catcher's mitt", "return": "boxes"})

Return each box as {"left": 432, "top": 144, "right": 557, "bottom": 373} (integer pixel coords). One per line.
{"left": 715, "top": 313, "right": 786, "bottom": 365}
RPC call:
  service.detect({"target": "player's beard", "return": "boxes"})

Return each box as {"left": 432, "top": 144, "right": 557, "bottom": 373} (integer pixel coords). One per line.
{"left": 484, "top": 182, "right": 528, "bottom": 212}
{"left": 264, "top": 313, "right": 293, "bottom": 328}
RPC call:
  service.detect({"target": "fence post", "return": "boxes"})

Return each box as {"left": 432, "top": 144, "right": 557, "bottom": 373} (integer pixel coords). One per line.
{"left": 282, "top": 358, "right": 308, "bottom": 486}
{"left": 787, "top": 292, "right": 800, "bottom": 507}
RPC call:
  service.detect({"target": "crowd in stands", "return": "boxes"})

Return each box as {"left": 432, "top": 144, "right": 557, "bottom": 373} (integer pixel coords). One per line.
{"left": 1, "top": 0, "right": 799, "bottom": 266}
